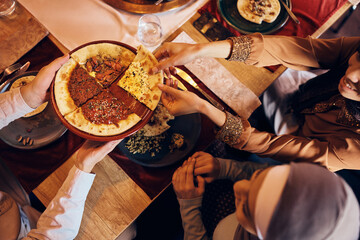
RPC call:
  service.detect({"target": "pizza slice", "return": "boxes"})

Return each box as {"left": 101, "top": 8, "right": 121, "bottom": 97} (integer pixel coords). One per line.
{"left": 55, "top": 60, "right": 102, "bottom": 116}
{"left": 117, "top": 45, "right": 163, "bottom": 111}
{"left": 64, "top": 90, "right": 141, "bottom": 136}
{"left": 71, "top": 43, "right": 136, "bottom": 87}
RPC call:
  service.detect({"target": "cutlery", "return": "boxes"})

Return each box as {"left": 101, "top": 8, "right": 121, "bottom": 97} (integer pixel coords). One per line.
{"left": 175, "top": 67, "right": 225, "bottom": 111}
{"left": 0, "top": 63, "right": 22, "bottom": 85}
{"left": 0, "top": 62, "right": 30, "bottom": 92}
{"left": 154, "top": 0, "right": 163, "bottom": 5}
{"left": 279, "top": 0, "right": 300, "bottom": 24}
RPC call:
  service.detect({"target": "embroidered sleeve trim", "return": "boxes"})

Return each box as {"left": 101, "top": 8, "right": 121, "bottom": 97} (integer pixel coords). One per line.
{"left": 216, "top": 111, "right": 243, "bottom": 146}
{"left": 226, "top": 36, "right": 252, "bottom": 62}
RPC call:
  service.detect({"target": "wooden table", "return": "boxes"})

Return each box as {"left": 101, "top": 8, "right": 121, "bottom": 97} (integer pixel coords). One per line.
{"left": 2, "top": 1, "right": 354, "bottom": 239}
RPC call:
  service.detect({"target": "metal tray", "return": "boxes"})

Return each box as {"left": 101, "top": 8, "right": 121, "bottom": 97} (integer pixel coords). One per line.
{"left": 102, "top": 0, "right": 193, "bottom": 14}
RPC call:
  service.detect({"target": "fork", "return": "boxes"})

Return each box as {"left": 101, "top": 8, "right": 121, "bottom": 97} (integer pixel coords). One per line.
{"left": 0, "top": 63, "right": 22, "bottom": 84}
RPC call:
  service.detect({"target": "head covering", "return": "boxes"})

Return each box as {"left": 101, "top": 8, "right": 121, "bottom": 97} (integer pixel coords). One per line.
{"left": 254, "top": 165, "right": 290, "bottom": 239}
{"left": 264, "top": 162, "right": 360, "bottom": 240}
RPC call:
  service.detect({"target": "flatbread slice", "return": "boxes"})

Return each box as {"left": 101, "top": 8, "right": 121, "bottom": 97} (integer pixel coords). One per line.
{"left": 237, "top": 0, "right": 280, "bottom": 24}
{"left": 142, "top": 102, "right": 174, "bottom": 137}
{"left": 117, "top": 45, "right": 163, "bottom": 111}
{"left": 71, "top": 43, "right": 135, "bottom": 68}
{"left": 54, "top": 58, "right": 78, "bottom": 115}
{"left": 54, "top": 60, "right": 102, "bottom": 115}
{"left": 65, "top": 109, "right": 141, "bottom": 136}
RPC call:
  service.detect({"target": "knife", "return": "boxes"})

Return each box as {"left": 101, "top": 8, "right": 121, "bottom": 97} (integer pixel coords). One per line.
{"left": 279, "top": 0, "right": 300, "bottom": 24}
{"left": 0, "top": 62, "right": 30, "bottom": 92}
{"left": 175, "top": 67, "right": 225, "bottom": 111}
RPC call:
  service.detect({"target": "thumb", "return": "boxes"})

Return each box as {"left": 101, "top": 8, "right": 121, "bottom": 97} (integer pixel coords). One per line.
{"left": 152, "top": 57, "right": 177, "bottom": 74}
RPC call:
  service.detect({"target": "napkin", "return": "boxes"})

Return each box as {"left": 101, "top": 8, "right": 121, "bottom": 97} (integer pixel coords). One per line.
{"left": 172, "top": 32, "right": 261, "bottom": 119}
{"left": 18, "top": 0, "right": 208, "bottom": 51}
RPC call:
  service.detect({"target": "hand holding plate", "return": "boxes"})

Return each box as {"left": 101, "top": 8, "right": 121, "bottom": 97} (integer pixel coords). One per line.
{"left": 21, "top": 55, "right": 69, "bottom": 109}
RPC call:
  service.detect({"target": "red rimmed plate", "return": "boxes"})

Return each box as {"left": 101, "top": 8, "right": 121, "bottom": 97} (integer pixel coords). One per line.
{"left": 50, "top": 40, "right": 156, "bottom": 141}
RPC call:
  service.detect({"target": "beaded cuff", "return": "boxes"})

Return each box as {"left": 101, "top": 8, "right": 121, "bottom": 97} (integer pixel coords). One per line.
{"left": 216, "top": 112, "right": 243, "bottom": 146}
{"left": 226, "top": 36, "right": 252, "bottom": 62}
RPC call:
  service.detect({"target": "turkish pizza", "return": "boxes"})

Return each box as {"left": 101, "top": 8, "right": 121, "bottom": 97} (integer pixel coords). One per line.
{"left": 54, "top": 42, "right": 163, "bottom": 137}
{"left": 237, "top": 0, "right": 281, "bottom": 24}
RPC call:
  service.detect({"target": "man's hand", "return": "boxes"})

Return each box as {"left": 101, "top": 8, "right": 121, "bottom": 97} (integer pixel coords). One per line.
{"left": 21, "top": 55, "right": 69, "bottom": 109}
{"left": 75, "top": 139, "right": 122, "bottom": 173}
{"left": 172, "top": 157, "right": 205, "bottom": 199}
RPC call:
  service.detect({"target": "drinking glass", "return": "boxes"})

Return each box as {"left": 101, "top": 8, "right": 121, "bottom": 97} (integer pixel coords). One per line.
{"left": 137, "top": 14, "right": 163, "bottom": 47}
{"left": 0, "top": 0, "right": 16, "bottom": 17}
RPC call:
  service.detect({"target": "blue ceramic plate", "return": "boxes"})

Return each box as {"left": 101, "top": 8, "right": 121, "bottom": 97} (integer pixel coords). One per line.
{"left": 217, "top": 0, "right": 291, "bottom": 34}
{"left": 0, "top": 72, "right": 67, "bottom": 149}
{"left": 118, "top": 113, "right": 201, "bottom": 167}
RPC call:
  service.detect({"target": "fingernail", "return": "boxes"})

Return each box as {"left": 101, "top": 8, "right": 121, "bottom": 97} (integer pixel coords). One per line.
{"left": 152, "top": 67, "right": 158, "bottom": 73}
{"left": 158, "top": 83, "right": 164, "bottom": 88}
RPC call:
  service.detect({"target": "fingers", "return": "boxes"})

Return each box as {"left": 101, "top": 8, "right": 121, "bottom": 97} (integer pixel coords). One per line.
{"left": 158, "top": 83, "right": 181, "bottom": 95}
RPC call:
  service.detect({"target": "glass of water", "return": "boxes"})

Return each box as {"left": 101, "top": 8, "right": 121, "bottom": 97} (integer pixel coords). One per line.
{"left": 137, "top": 14, "right": 163, "bottom": 47}
{"left": 0, "top": 0, "right": 16, "bottom": 16}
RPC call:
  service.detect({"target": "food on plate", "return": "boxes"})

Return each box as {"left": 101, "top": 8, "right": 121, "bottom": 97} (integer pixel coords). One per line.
{"left": 64, "top": 90, "right": 141, "bottom": 136}
{"left": 10, "top": 75, "right": 48, "bottom": 117}
{"left": 142, "top": 102, "right": 174, "bottom": 137}
{"left": 125, "top": 129, "right": 166, "bottom": 157}
{"left": 117, "top": 45, "right": 163, "bottom": 111}
{"left": 169, "top": 133, "right": 184, "bottom": 152}
{"left": 237, "top": 0, "right": 281, "bottom": 24}
{"left": 54, "top": 42, "right": 163, "bottom": 137}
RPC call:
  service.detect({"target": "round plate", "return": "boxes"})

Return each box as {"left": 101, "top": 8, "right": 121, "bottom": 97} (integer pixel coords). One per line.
{"left": 217, "top": 0, "right": 291, "bottom": 34}
{"left": 50, "top": 40, "right": 154, "bottom": 141}
{"left": 118, "top": 113, "right": 201, "bottom": 167}
{"left": 0, "top": 72, "right": 67, "bottom": 149}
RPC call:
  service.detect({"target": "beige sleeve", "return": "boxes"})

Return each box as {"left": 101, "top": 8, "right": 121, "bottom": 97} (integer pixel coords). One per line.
{"left": 215, "top": 112, "right": 360, "bottom": 172}
{"left": 228, "top": 33, "right": 360, "bottom": 71}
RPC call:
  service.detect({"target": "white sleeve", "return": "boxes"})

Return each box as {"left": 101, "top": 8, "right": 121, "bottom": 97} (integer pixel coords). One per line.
{"left": 0, "top": 88, "right": 33, "bottom": 130}
{"left": 23, "top": 166, "right": 95, "bottom": 240}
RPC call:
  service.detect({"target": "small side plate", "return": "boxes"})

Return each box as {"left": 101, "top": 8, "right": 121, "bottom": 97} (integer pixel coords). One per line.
{"left": 118, "top": 113, "right": 201, "bottom": 167}
{"left": 217, "top": 0, "right": 291, "bottom": 34}
{"left": 0, "top": 72, "right": 67, "bottom": 149}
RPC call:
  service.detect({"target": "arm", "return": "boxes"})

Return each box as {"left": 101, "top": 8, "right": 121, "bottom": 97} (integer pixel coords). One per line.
{"left": 24, "top": 140, "right": 121, "bottom": 240}
{"left": 173, "top": 158, "right": 208, "bottom": 240}
{"left": 191, "top": 151, "right": 268, "bottom": 183}
{"left": 0, "top": 55, "right": 69, "bottom": 130}
{"left": 153, "top": 34, "right": 360, "bottom": 72}
{"left": 159, "top": 83, "right": 354, "bottom": 171}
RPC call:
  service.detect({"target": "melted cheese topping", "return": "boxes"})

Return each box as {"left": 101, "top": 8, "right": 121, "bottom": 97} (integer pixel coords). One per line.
{"left": 118, "top": 61, "right": 151, "bottom": 102}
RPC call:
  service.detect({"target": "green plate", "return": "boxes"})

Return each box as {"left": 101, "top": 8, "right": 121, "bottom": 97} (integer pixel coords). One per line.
{"left": 217, "top": 0, "right": 291, "bottom": 34}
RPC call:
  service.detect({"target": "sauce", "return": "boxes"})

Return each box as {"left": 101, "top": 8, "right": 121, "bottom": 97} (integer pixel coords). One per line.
{"left": 68, "top": 65, "right": 102, "bottom": 106}
{"left": 81, "top": 90, "right": 130, "bottom": 125}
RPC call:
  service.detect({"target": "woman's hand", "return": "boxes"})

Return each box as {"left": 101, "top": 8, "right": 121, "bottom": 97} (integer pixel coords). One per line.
{"left": 158, "top": 83, "right": 206, "bottom": 116}
{"left": 21, "top": 55, "right": 69, "bottom": 109}
{"left": 152, "top": 42, "right": 202, "bottom": 78}
{"left": 75, "top": 139, "right": 122, "bottom": 173}
{"left": 172, "top": 157, "right": 205, "bottom": 199}
{"left": 192, "top": 151, "right": 220, "bottom": 183}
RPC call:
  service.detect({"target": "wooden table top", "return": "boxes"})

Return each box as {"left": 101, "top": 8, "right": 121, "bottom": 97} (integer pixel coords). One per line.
{"left": 4, "top": 1, "right": 353, "bottom": 239}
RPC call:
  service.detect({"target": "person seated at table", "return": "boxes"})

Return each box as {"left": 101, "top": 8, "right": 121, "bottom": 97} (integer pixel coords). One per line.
{"left": 173, "top": 151, "right": 360, "bottom": 239}
{"left": 153, "top": 34, "right": 360, "bottom": 172}
{"left": 0, "top": 56, "right": 126, "bottom": 239}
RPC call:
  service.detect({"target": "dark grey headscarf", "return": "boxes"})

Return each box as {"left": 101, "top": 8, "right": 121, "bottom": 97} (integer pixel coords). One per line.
{"left": 265, "top": 163, "right": 359, "bottom": 240}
